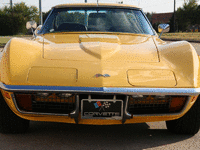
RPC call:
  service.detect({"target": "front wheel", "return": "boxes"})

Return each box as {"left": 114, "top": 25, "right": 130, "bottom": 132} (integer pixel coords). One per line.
{"left": 0, "top": 93, "right": 30, "bottom": 134}
{"left": 166, "top": 96, "right": 200, "bottom": 135}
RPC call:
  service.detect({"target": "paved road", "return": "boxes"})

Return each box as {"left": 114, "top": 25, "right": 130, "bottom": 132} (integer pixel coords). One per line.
{"left": 192, "top": 42, "right": 200, "bottom": 54}
{"left": 0, "top": 42, "right": 200, "bottom": 150}
{"left": 0, "top": 121, "right": 198, "bottom": 150}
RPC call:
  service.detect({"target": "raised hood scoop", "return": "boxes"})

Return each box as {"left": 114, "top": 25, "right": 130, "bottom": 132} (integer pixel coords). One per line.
{"left": 79, "top": 34, "right": 120, "bottom": 59}
{"left": 43, "top": 33, "right": 159, "bottom": 62}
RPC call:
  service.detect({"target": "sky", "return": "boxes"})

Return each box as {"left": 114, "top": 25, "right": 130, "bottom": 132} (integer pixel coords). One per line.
{"left": 1, "top": 0, "right": 200, "bottom": 13}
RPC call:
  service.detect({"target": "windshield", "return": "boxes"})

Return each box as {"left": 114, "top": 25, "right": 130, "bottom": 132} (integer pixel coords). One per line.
{"left": 40, "top": 7, "right": 154, "bottom": 35}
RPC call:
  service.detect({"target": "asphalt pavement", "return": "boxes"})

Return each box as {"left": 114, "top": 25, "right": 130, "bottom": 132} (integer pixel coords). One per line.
{"left": 192, "top": 42, "right": 200, "bottom": 54}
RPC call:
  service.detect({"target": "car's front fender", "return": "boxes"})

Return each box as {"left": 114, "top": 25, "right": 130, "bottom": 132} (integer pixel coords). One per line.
{"left": 157, "top": 40, "right": 199, "bottom": 87}
{"left": 0, "top": 37, "right": 43, "bottom": 85}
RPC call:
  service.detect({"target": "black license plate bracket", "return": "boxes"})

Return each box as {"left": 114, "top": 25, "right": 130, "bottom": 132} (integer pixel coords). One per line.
{"left": 81, "top": 99, "right": 123, "bottom": 120}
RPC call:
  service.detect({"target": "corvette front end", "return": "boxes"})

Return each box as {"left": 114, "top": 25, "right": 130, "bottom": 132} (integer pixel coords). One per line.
{"left": 1, "top": 3, "right": 200, "bottom": 135}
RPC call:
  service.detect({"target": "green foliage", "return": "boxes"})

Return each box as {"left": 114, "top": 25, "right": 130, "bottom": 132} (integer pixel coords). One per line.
{"left": 144, "top": 12, "right": 154, "bottom": 24}
{"left": 0, "top": 2, "right": 38, "bottom": 35}
{"left": 160, "top": 32, "right": 200, "bottom": 41}
{"left": 175, "top": 0, "right": 199, "bottom": 31}
{"left": 169, "top": 15, "right": 175, "bottom": 32}
{"left": 0, "top": 38, "right": 10, "bottom": 47}
{"left": 196, "top": 5, "right": 200, "bottom": 24}
{"left": 43, "top": 10, "right": 51, "bottom": 23}
{"left": 118, "top": 1, "right": 123, "bottom": 4}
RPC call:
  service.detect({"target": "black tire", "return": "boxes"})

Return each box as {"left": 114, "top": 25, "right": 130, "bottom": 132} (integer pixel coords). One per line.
{"left": 166, "top": 96, "right": 200, "bottom": 135}
{"left": 0, "top": 93, "right": 29, "bottom": 134}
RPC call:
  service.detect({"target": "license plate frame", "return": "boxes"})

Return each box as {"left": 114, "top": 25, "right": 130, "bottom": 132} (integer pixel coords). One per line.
{"left": 81, "top": 99, "right": 123, "bottom": 120}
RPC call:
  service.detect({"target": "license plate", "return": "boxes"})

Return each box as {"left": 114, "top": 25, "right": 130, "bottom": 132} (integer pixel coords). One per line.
{"left": 81, "top": 99, "right": 123, "bottom": 120}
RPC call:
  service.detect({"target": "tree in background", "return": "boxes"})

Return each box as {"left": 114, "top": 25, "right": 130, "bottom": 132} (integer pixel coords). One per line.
{"left": 176, "top": 0, "right": 198, "bottom": 31}
{"left": 145, "top": 12, "right": 153, "bottom": 24}
{"left": 43, "top": 10, "right": 51, "bottom": 24}
{"left": 0, "top": 2, "right": 38, "bottom": 35}
{"left": 169, "top": 15, "right": 176, "bottom": 32}
{"left": 117, "top": 1, "right": 123, "bottom": 4}
{"left": 196, "top": 5, "right": 200, "bottom": 25}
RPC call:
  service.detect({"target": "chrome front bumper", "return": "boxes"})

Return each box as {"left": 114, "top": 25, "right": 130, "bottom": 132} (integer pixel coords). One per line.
{"left": 1, "top": 82, "right": 198, "bottom": 124}
{"left": 0, "top": 82, "right": 200, "bottom": 96}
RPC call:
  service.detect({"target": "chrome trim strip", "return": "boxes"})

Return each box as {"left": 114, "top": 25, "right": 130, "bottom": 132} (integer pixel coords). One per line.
{"left": 70, "top": 95, "right": 80, "bottom": 124}
{"left": 38, "top": 8, "right": 54, "bottom": 34}
{"left": 1, "top": 83, "right": 200, "bottom": 95}
{"left": 104, "top": 87, "right": 200, "bottom": 95}
{"left": 0, "top": 83, "right": 103, "bottom": 92}
{"left": 141, "top": 9, "right": 156, "bottom": 36}
{"left": 124, "top": 96, "right": 132, "bottom": 118}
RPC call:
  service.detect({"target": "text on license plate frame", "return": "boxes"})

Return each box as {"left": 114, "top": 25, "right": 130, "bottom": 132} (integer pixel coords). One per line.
{"left": 81, "top": 99, "right": 123, "bottom": 120}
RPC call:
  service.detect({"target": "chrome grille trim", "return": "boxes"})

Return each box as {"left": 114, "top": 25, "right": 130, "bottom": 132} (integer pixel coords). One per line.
{"left": 128, "top": 96, "right": 172, "bottom": 114}
{"left": 11, "top": 94, "right": 77, "bottom": 116}
{"left": 31, "top": 93, "right": 75, "bottom": 114}
{"left": 132, "top": 96, "right": 191, "bottom": 117}
{"left": 11, "top": 92, "right": 192, "bottom": 119}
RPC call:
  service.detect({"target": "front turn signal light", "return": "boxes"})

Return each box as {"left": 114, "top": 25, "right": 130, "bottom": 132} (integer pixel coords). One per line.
{"left": 169, "top": 97, "right": 187, "bottom": 112}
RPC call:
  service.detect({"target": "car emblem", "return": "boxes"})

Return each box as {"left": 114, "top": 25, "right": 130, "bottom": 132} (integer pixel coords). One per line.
{"left": 94, "top": 74, "right": 110, "bottom": 78}
{"left": 94, "top": 101, "right": 111, "bottom": 111}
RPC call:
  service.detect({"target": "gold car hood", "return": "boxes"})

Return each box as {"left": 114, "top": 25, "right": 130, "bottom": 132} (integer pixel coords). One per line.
{"left": 43, "top": 33, "right": 159, "bottom": 62}
{"left": 2, "top": 36, "right": 198, "bottom": 88}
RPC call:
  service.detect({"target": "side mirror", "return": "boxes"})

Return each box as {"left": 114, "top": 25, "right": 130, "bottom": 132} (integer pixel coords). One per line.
{"left": 34, "top": 25, "right": 42, "bottom": 35}
{"left": 26, "top": 21, "right": 37, "bottom": 30}
{"left": 158, "top": 24, "right": 170, "bottom": 38}
{"left": 26, "top": 21, "right": 37, "bottom": 37}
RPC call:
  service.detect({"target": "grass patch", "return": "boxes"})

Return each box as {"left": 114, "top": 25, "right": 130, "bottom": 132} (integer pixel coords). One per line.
{"left": 12, "top": 35, "right": 32, "bottom": 37}
{"left": 0, "top": 35, "right": 32, "bottom": 47}
{"left": 159, "top": 32, "right": 200, "bottom": 41}
{"left": 0, "top": 37, "right": 10, "bottom": 47}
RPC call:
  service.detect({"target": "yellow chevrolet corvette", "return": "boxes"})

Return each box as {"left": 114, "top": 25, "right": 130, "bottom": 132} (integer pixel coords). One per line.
{"left": 0, "top": 3, "right": 200, "bottom": 135}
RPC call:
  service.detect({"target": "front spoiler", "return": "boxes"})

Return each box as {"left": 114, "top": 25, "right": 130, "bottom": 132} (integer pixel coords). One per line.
{"left": 0, "top": 82, "right": 200, "bottom": 96}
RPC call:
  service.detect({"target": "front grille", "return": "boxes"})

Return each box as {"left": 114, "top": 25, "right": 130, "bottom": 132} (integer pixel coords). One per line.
{"left": 128, "top": 95, "right": 172, "bottom": 114}
{"left": 14, "top": 93, "right": 187, "bottom": 116}
{"left": 15, "top": 93, "right": 76, "bottom": 114}
{"left": 32, "top": 93, "right": 76, "bottom": 114}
